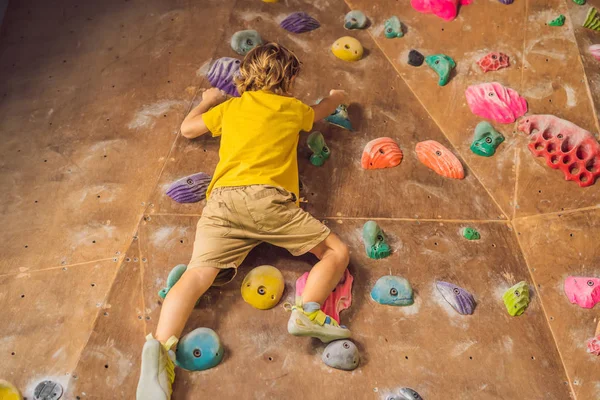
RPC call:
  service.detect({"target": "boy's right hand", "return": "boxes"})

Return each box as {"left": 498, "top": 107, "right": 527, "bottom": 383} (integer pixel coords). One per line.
{"left": 202, "top": 88, "right": 227, "bottom": 106}
{"left": 329, "top": 89, "right": 348, "bottom": 105}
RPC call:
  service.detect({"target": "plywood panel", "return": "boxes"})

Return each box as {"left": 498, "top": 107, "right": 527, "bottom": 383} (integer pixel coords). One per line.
{"left": 0, "top": 0, "right": 236, "bottom": 274}
{"left": 515, "top": 0, "right": 600, "bottom": 217}
{"left": 66, "top": 241, "right": 146, "bottom": 400}
{"left": 514, "top": 209, "right": 600, "bottom": 399}
{"left": 0, "top": 260, "right": 117, "bottom": 396}
{"left": 139, "top": 214, "right": 570, "bottom": 399}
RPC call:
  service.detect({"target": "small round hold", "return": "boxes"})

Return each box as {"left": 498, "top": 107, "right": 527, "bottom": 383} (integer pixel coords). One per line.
{"left": 408, "top": 50, "right": 425, "bottom": 67}
{"left": 231, "top": 30, "right": 263, "bottom": 56}
{"left": 321, "top": 339, "right": 360, "bottom": 370}
{"left": 33, "top": 380, "right": 63, "bottom": 400}
{"left": 241, "top": 265, "right": 285, "bottom": 309}
{"left": 331, "top": 36, "right": 364, "bottom": 62}
{"left": 176, "top": 328, "right": 223, "bottom": 371}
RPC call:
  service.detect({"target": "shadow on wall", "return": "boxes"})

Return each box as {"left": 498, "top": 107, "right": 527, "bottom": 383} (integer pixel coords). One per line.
{"left": 0, "top": 0, "right": 7, "bottom": 29}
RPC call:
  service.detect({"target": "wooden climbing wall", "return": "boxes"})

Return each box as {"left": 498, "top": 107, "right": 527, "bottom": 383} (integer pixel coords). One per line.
{"left": 0, "top": 0, "right": 598, "bottom": 399}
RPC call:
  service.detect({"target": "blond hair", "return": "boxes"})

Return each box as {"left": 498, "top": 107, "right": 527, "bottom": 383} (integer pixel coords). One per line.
{"left": 235, "top": 43, "right": 301, "bottom": 95}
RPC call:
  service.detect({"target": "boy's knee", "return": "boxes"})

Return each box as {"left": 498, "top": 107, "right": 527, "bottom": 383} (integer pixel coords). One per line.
{"left": 334, "top": 242, "right": 350, "bottom": 267}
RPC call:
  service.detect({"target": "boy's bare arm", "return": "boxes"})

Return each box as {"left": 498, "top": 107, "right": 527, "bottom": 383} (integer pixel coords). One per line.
{"left": 311, "top": 89, "right": 348, "bottom": 122}
{"left": 181, "top": 88, "right": 227, "bottom": 139}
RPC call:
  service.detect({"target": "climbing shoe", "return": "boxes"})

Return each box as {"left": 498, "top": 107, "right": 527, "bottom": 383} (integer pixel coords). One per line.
{"left": 136, "top": 334, "right": 178, "bottom": 400}
{"left": 287, "top": 305, "right": 351, "bottom": 343}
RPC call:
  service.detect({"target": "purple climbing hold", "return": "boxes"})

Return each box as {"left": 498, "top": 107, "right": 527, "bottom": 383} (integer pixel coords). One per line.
{"left": 497, "top": 0, "right": 514, "bottom": 4}
{"left": 436, "top": 281, "right": 476, "bottom": 315}
{"left": 166, "top": 172, "right": 212, "bottom": 203}
{"left": 280, "top": 12, "right": 320, "bottom": 33}
{"left": 206, "top": 57, "right": 241, "bottom": 97}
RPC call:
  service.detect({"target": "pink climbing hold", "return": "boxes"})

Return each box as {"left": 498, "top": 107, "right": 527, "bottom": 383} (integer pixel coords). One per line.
{"left": 590, "top": 44, "right": 600, "bottom": 61}
{"left": 410, "top": 0, "right": 469, "bottom": 21}
{"left": 465, "top": 82, "right": 528, "bottom": 124}
{"left": 564, "top": 276, "right": 600, "bottom": 308}
{"left": 517, "top": 115, "right": 600, "bottom": 187}
{"left": 295, "top": 269, "right": 353, "bottom": 324}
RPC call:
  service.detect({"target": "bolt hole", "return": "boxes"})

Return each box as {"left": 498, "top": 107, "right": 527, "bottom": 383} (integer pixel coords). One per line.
{"left": 104, "top": 364, "right": 109, "bottom": 368}
{"left": 91, "top": 283, "right": 95, "bottom": 287}
{"left": 20, "top": 294, "right": 25, "bottom": 298}
{"left": 11, "top": 352, "right": 15, "bottom": 355}
{"left": 405, "top": 356, "right": 408, "bottom": 360}
{"left": 531, "top": 356, "right": 535, "bottom": 360}
{"left": 268, "top": 357, "right": 273, "bottom": 361}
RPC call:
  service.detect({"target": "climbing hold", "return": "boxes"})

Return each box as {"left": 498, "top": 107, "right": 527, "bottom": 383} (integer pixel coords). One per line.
{"left": 415, "top": 140, "right": 465, "bottom": 179}
{"left": 371, "top": 276, "right": 414, "bottom": 306}
{"left": 436, "top": 281, "right": 476, "bottom": 315}
{"left": 548, "top": 15, "right": 565, "bottom": 26}
{"left": 230, "top": 30, "right": 263, "bottom": 56}
{"left": 462, "top": 227, "right": 480, "bottom": 240}
{"left": 517, "top": 115, "right": 600, "bottom": 187}
{"left": 411, "top": 0, "right": 460, "bottom": 21}
{"left": 321, "top": 339, "right": 360, "bottom": 370}
{"left": 587, "top": 320, "right": 600, "bottom": 355}
{"left": 206, "top": 57, "right": 241, "bottom": 97}
{"left": 344, "top": 10, "right": 368, "bottom": 30}
{"left": 166, "top": 172, "right": 211, "bottom": 203}
{"left": 325, "top": 103, "right": 353, "bottom": 130}
{"left": 384, "top": 16, "right": 404, "bottom": 38}
{"left": 408, "top": 50, "right": 425, "bottom": 67}
{"left": 307, "top": 131, "right": 330, "bottom": 167}
{"left": 502, "top": 281, "right": 530, "bottom": 316}
{"left": 296, "top": 269, "right": 353, "bottom": 324}
{"left": 425, "top": 54, "right": 455, "bottom": 86}
{"left": 361, "top": 137, "right": 403, "bottom": 170}
{"left": 583, "top": 7, "right": 600, "bottom": 31}
{"left": 331, "top": 36, "right": 364, "bottom": 62}
{"left": 33, "top": 380, "right": 62, "bottom": 400}
{"left": 589, "top": 44, "right": 600, "bottom": 61}
{"left": 471, "top": 122, "right": 505, "bottom": 157}
{"left": 176, "top": 328, "right": 223, "bottom": 371}
{"left": 497, "top": 0, "right": 514, "bottom": 4}
{"left": 465, "top": 82, "right": 527, "bottom": 124}
{"left": 398, "top": 388, "right": 424, "bottom": 400}
{"left": 477, "top": 52, "right": 510, "bottom": 73}
{"left": 0, "top": 380, "right": 22, "bottom": 400}
{"left": 241, "top": 265, "right": 285, "bottom": 310}
{"left": 280, "top": 12, "right": 320, "bottom": 33}
{"left": 574, "top": 0, "right": 586, "bottom": 4}
{"left": 564, "top": 276, "right": 600, "bottom": 308}
{"left": 362, "top": 221, "right": 391, "bottom": 259}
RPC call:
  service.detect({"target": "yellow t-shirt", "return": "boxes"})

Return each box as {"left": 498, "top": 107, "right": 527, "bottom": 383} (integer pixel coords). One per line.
{"left": 202, "top": 90, "right": 314, "bottom": 199}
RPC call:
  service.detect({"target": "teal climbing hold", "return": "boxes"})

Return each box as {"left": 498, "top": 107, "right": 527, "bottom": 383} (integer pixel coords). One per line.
{"left": 307, "top": 131, "right": 330, "bottom": 166}
{"left": 176, "top": 328, "right": 224, "bottom": 371}
{"left": 384, "top": 16, "right": 404, "bottom": 38}
{"left": 471, "top": 121, "right": 505, "bottom": 157}
{"left": 362, "top": 221, "right": 391, "bottom": 259}
{"left": 425, "top": 54, "right": 456, "bottom": 86}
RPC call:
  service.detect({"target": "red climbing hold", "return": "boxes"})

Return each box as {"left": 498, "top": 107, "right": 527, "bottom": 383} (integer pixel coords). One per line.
{"left": 416, "top": 140, "right": 465, "bottom": 179}
{"left": 517, "top": 115, "right": 600, "bottom": 187}
{"left": 361, "top": 137, "right": 403, "bottom": 170}
{"left": 477, "top": 52, "right": 510, "bottom": 72}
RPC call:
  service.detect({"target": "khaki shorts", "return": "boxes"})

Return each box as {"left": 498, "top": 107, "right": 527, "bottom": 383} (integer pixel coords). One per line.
{"left": 187, "top": 185, "right": 331, "bottom": 285}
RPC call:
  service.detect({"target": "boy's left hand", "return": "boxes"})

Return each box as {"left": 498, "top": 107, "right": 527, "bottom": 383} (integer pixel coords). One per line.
{"left": 202, "top": 88, "right": 227, "bottom": 106}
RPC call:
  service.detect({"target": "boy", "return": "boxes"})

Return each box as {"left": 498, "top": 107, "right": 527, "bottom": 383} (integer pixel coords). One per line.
{"left": 137, "top": 43, "right": 351, "bottom": 400}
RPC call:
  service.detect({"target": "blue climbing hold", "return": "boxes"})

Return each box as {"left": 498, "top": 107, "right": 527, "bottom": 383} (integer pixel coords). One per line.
{"left": 370, "top": 276, "right": 414, "bottom": 306}
{"left": 325, "top": 104, "right": 353, "bottom": 131}
{"left": 175, "top": 328, "right": 224, "bottom": 371}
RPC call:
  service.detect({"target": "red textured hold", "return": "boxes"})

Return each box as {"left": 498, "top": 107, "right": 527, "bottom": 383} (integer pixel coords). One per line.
{"left": 477, "top": 52, "right": 510, "bottom": 73}
{"left": 517, "top": 115, "right": 600, "bottom": 187}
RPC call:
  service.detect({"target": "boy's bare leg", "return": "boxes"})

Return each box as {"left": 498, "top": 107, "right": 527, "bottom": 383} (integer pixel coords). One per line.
{"left": 155, "top": 266, "right": 220, "bottom": 343}
{"left": 302, "top": 233, "right": 350, "bottom": 304}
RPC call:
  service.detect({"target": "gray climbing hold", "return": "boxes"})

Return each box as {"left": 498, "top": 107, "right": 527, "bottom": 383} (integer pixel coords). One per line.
{"left": 344, "top": 10, "right": 368, "bottom": 30}
{"left": 398, "top": 387, "right": 423, "bottom": 400}
{"left": 230, "top": 30, "right": 263, "bottom": 56}
{"left": 34, "top": 380, "right": 63, "bottom": 400}
{"left": 321, "top": 339, "right": 360, "bottom": 370}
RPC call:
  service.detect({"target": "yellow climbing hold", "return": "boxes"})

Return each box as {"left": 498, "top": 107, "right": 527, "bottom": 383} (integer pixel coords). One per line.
{"left": 331, "top": 36, "right": 364, "bottom": 62}
{"left": 262, "top": 0, "right": 278, "bottom": 2}
{"left": 0, "top": 380, "right": 22, "bottom": 400}
{"left": 241, "top": 265, "right": 285, "bottom": 310}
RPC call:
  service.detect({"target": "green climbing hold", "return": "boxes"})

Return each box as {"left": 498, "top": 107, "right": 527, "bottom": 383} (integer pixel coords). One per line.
{"left": 462, "top": 227, "right": 480, "bottom": 240}
{"left": 362, "top": 221, "right": 391, "bottom": 259}
{"left": 384, "top": 16, "right": 404, "bottom": 38}
{"left": 471, "top": 122, "right": 505, "bottom": 157}
{"left": 502, "top": 281, "right": 530, "bottom": 316}
{"left": 573, "top": 0, "right": 585, "bottom": 5}
{"left": 425, "top": 54, "right": 456, "bottom": 86}
{"left": 307, "top": 131, "right": 330, "bottom": 167}
{"left": 583, "top": 7, "right": 600, "bottom": 31}
{"left": 548, "top": 15, "right": 565, "bottom": 26}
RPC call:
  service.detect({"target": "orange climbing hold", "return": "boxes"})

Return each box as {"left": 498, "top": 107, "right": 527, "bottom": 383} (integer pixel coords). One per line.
{"left": 361, "top": 137, "right": 403, "bottom": 170}
{"left": 415, "top": 140, "right": 465, "bottom": 179}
